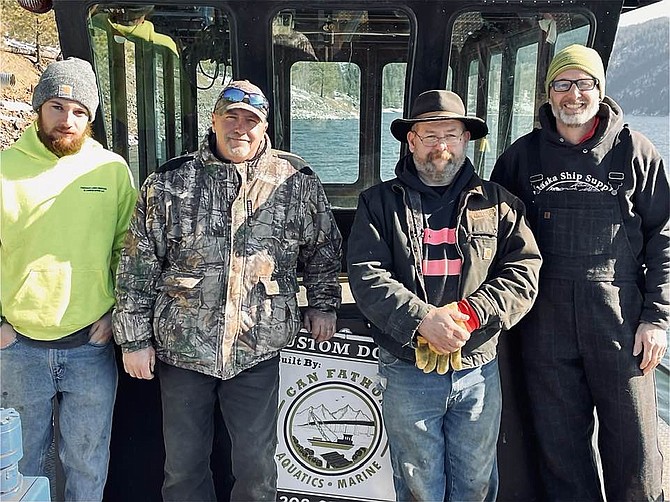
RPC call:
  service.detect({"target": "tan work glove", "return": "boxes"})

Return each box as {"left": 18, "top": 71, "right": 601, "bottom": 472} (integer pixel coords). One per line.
{"left": 415, "top": 335, "right": 451, "bottom": 374}
{"left": 415, "top": 303, "right": 465, "bottom": 374}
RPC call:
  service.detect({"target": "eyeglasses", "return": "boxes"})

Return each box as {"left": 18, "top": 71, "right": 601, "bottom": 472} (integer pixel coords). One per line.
{"left": 217, "top": 87, "right": 269, "bottom": 115}
{"left": 412, "top": 132, "right": 463, "bottom": 147}
{"left": 549, "top": 78, "right": 599, "bottom": 93}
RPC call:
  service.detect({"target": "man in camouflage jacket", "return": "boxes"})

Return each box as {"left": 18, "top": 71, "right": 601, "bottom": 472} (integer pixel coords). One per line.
{"left": 113, "top": 80, "right": 342, "bottom": 502}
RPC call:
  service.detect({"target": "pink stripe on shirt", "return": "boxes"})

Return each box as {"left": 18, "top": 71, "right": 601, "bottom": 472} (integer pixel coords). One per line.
{"left": 423, "top": 228, "right": 457, "bottom": 245}
{"left": 422, "top": 258, "right": 462, "bottom": 276}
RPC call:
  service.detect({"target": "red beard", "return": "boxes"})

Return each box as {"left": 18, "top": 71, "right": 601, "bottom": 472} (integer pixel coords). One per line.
{"left": 37, "top": 117, "right": 92, "bottom": 157}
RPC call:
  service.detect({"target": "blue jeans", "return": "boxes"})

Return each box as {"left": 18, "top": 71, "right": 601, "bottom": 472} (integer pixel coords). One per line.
{"left": 158, "top": 356, "right": 279, "bottom": 502}
{"left": 0, "top": 336, "right": 117, "bottom": 501}
{"left": 378, "top": 350, "right": 501, "bottom": 502}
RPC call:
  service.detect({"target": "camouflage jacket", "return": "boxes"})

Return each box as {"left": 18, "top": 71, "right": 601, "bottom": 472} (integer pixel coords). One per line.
{"left": 113, "top": 133, "right": 342, "bottom": 379}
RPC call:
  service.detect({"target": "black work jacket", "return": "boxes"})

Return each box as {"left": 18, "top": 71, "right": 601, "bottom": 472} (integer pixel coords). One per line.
{"left": 347, "top": 156, "right": 542, "bottom": 367}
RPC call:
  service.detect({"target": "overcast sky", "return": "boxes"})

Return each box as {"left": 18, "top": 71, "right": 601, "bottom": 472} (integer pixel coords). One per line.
{"left": 619, "top": 0, "right": 670, "bottom": 26}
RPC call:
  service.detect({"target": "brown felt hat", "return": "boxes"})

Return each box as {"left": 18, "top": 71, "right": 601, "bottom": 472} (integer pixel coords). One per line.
{"left": 391, "top": 90, "right": 488, "bottom": 142}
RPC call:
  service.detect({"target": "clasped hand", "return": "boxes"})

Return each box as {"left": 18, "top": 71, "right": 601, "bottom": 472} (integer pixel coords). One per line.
{"left": 415, "top": 303, "right": 470, "bottom": 374}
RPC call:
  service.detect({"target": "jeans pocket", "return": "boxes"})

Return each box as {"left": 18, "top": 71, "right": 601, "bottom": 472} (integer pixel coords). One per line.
{"left": 87, "top": 337, "right": 113, "bottom": 348}
{"left": 377, "top": 347, "right": 400, "bottom": 366}
{"left": 0, "top": 336, "right": 19, "bottom": 350}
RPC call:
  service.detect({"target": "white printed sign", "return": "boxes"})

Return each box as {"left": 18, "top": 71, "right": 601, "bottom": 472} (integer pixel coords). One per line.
{"left": 277, "top": 331, "right": 396, "bottom": 502}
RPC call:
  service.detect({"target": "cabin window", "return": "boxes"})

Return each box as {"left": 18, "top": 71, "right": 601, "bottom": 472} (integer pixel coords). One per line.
{"left": 272, "top": 8, "right": 411, "bottom": 208}
{"left": 464, "top": 54, "right": 503, "bottom": 179}
{"left": 511, "top": 42, "right": 538, "bottom": 141}
{"left": 380, "top": 62, "right": 406, "bottom": 181}
{"left": 483, "top": 53, "right": 503, "bottom": 179}
{"left": 465, "top": 59, "right": 478, "bottom": 164}
{"left": 88, "top": 5, "right": 232, "bottom": 182}
{"left": 555, "top": 25, "right": 590, "bottom": 52}
{"left": 449, "top": 10, "right": 591, "bottom": 178}
{"left": 288, "top": 61, "right": 361, "bottom": 184}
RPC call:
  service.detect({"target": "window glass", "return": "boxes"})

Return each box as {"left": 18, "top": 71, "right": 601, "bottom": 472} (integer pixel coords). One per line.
{"left": 511, "top": 43, "right": 538, "bottom": 141}
{"left": 449, "top": 11, "right": 590, "bottom": 173}
{"left": 289, "top": 61, "right": 361, "bottom": 184}
{"left": 380, "top": 62, "right": 406, "bottom": 181}
{"left": 272, "top": 8, "right": 410, "bottom": 202}
{"left": 445, "top": 66, "right": 453, "bottom": 91}
{"left": 555, "top": 24, "right": 590, "bottom": 52}
{"left": 88, "top": 5, "right": 231, "bottom": 182}
{"left": 483, "top": 53, "right": 502, "bottom": 179}
{"left": 465, "top": 59, "right": 478, "bottom": 162}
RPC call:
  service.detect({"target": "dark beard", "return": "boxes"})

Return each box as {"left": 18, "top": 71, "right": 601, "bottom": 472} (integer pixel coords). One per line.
{"left": 37, "top": 118, "right": 92, "bottom": 157}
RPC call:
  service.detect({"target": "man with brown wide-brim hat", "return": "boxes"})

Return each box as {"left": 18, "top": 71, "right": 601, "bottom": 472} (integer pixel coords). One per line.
{"left": 347, "top": 89, "right": 541, "bottom": 501}
{"left": 390, "top": 89, "right": 488, "bottom": 143}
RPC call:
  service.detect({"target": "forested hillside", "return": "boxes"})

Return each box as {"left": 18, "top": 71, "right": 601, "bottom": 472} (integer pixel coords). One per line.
{"left": 608, "top": 17, "right": 669, "bottom": 116}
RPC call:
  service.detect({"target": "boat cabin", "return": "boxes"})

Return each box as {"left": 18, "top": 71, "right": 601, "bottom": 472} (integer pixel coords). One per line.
{"left": 16, "top": 0, "right": 663, "bottom": 500}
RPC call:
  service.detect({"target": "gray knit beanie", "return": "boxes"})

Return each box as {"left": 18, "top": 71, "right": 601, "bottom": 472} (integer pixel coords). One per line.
{"left": 32, "top": 57, "right": 99, "bottom": 120}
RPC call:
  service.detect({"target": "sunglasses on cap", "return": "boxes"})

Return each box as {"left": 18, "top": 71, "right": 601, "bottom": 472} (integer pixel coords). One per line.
{"left": 219, "top": 87, "right": 269, "bottom": 114}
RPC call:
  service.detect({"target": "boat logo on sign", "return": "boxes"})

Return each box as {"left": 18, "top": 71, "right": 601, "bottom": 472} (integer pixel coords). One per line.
{"left": 283, "top": 381, "right": 382, "bottom": 476}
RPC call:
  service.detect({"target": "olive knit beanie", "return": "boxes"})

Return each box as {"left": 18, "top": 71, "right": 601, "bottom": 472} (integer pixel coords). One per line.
{"left": 32, "top": 57, "right": 99, "bottom": 120}
{"left": 545, "top": 44, "right": 605, "bottom": 100}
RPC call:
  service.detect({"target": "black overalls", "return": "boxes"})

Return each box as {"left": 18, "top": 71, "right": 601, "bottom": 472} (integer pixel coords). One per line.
{"left": 520, "top": 129, "right": 663, "bottom": 502}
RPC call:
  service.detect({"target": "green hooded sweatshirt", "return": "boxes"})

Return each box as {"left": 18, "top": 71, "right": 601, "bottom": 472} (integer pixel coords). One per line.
{"left": 1, "top": 123, "right": 137, "bottom": 340}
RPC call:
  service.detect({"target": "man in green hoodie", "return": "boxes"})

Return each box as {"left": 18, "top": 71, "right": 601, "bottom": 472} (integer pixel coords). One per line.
{"left": 0, "top": 57, "right": 137, "bottom": 501}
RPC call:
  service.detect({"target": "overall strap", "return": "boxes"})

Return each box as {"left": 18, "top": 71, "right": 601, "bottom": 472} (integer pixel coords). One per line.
{"left": 524, "top": 128, "right": 544, "bottom": 196}
{"left": 609, "top": 124, "right": 631, "bottom": 197}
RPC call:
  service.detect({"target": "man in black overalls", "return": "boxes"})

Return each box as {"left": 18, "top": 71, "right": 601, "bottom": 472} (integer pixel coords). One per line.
{"left": 492, "top": 44, "right": 668, "bottom": 501}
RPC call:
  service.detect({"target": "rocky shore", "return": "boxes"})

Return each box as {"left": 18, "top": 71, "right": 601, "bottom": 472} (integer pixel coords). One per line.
{"left": 0, "top": 50, "right": 47, "bottom": 149}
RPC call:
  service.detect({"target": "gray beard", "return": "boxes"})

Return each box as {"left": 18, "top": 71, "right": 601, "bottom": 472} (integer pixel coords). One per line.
{"left": 414, "top": 151, "right": 466, "bottom": 186}
{"left": 551, "top": 99, "right": 599, "bottom": 128}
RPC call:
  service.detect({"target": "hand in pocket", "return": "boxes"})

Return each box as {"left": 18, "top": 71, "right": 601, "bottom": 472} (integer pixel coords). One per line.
{"left": 0, "top": 321, "right": 17, "bottom": 349}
